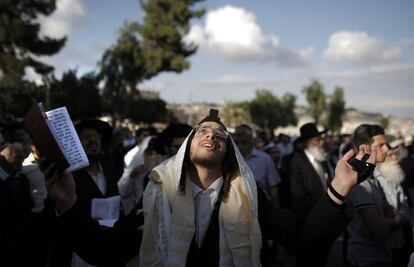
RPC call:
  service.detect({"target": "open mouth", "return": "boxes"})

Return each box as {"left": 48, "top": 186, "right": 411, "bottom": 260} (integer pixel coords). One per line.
{"left": 201, "top": 141, "right": 216, "bottom": 150}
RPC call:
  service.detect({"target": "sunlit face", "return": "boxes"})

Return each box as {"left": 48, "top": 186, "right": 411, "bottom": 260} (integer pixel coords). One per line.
{"left": 306, "top": 135, "right": 324, "bottom": 149}
{"left": 79, "top": 128, "right": 101, "bottom": 156}
{"left": 372, "top": 134, "right": 389, "bottom": 163}
{"left": 189, "top": 121, "right": 228, "bottom": 168}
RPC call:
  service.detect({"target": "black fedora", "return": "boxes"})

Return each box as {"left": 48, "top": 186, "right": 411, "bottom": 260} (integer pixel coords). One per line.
{"left": 75, "top": 119, "right": 113, "bottom": 144}
{"left": 296, "top": 122, "right": 327, "bottom": 143}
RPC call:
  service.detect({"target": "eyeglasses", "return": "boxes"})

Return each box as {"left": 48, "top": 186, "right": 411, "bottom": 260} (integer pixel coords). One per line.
{"left": 194, "top": 125, "right": 229, "bottom": 141}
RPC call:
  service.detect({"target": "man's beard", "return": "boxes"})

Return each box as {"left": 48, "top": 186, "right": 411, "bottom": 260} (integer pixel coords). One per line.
{"left": 307, "top": 145, "right": 327, "bottom": 162}
{"left": 191, "top": 155, "right": 221, "bottom": 168}
{"left": 378, "top": 160, "right": 405, "bottom": 184}
{"left": 87, "top": 153, "right": 102, "bottom": 164}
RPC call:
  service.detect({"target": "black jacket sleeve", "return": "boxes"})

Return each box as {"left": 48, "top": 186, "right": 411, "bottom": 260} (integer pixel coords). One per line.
{"left": 55, "top": 198, "right": 144, "bottom": 267}
{"left": 258, "top": 186, "right": 351, "bottom": 264}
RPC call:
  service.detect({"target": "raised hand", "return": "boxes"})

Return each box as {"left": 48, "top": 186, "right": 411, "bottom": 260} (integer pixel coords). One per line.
{"left": 328, "top": 144, "right": 378, "bottom": 204}
{"left": 44, "top": 162, "right": 77, "bottom": 213}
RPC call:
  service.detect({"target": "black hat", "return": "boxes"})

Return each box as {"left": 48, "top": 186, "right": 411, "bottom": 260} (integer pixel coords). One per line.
{"left": 154, "top": 123, "right": 192, "bottom": 155}
{"left": 197, "top": 109, "right": 226, "bottom": 130}
{"left": 297, "top": 123, "right": 327, "bottom": 143}
{"left": 75, "top": 119, "right": 113, "bottom": 143}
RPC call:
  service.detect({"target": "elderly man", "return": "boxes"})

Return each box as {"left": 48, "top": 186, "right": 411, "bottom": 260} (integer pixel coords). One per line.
{"left": 289, "top": 122, "right": 333, "bottom": 219}
{"left": 44, "top": 109, "right": 374, "bottom": 267}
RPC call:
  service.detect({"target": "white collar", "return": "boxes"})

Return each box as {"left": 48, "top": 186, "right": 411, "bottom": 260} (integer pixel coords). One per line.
{"left": 191, "top": 176, "right": 223, "bottom": 197}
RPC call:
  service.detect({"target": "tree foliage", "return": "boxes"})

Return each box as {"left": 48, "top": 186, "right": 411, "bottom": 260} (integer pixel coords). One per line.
{"left": 0, "top": 0, "right": 66, "bottom": 121}
{"left": 0, "top": 0, "right": 66, "bottom": 80}
{"left": 127, "top": 98, "right": 170, "bottom": 124}
{"left": 302, "top": 80, "right": 327, "bottom": 126}
{"left": 379, "top": 116, "right": 390, "bottom": 130}
{"left": 99, "top": 0, "right": 204, "bottom": 121}
{"left": 325, "top": 87, "right": 346, "bottom": 135}
{"left": 0, "top": 78, "right": 44, "bottom": 120}
{"left": 249, "top": 90, "right": 297, "bottom": 135}
{"left": 221, "top": 101, "right": 251, "bottom": 127}
{"left": 139, "top": 0, "right": 204, "bottom": 79}
{"left": 47, "top": 70, "right": 103, "bottom": 121}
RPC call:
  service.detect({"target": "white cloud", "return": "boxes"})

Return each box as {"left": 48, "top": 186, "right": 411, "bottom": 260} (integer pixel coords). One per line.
{"left": 324, "top": 31, "right": 401, "bottom": 64}
{"left": 24, "top": 67, "right": 43, "bottom": 85}
{"left": 203, "top": 74, "right": 260, "bottom": 86}
{"left": 39, "top": 0, "right": 87, "bottom": 39}
{"left": 185, "top": 5, "right": 311, "bottom": 67}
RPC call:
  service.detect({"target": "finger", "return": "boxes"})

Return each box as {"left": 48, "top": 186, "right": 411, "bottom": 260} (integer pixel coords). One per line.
{"left": 366, "top": 146, "right": 377, "bottom": 164}
{"left": 341, "top": 148, "right": 355, "bottom": 162}
{"left": 355, "top": 144, "right": 368, "bottom": 160}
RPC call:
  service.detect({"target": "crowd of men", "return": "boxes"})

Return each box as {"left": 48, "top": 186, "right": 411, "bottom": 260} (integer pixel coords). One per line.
{"left": 1, "top": 109, "right": 413, "bottom": 267}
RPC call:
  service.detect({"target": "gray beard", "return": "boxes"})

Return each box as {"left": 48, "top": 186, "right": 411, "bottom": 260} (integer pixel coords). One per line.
{"left": 378, "top": 160, "right": 405, "bottom": 184}
{"left": 307, "top": 145, "right": 327, "bottom": 162}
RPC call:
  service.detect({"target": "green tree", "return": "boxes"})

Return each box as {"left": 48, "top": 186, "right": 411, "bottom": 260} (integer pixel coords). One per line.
{"left": 139, "top": 0, "right": 204, "bottom": 79}
{"left": 379, "top": 116, "right": 390, "bottom": 130}
{"left": 221, "top": 101, "right": 251, "bottom": 127}
{"left": 0, "top": 0, "right": 66, "bottom": 120}
{"left": 0, "top": 0, "right": 66, "bottom": 80}
{"left": 128, "top": 98, "right": 170, "bottom": 124}
{"left": 325, "top": 87, "right": 346, "bottom": 135}
{"left": 0, "top": 79, "right": 44, "bottom": 120}
{"left": 249, "top": 90, "right": 297, "bottom": 136}
{"left": 99, "top": 0, "right": 204, "bottom": 121}
{"left": 302, "top": 80, "right": 327, "bottom": 126}
{"left": 48, "top": 70, "right": 103, "bottom": 121}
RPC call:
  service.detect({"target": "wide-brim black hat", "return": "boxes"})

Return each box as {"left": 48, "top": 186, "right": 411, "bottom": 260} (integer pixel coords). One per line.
{"left": 296, "top": 122, "right": 327, "bottom": 143}
{"left": 154, "top": 123, "right": 193, "bottom": 155}
{"left": 75, "top": 119, "right": 113, "bottom": 143}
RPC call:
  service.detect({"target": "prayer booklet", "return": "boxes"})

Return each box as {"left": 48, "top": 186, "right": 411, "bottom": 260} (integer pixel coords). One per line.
{"left": 24, "top": 103, "right": 89, "bottom": 172}
{"left": 91, "top": 195, "right": 121, "bottom": 227}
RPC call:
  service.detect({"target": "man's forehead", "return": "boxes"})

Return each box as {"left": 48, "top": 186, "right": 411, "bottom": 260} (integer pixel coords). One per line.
{"left": 372, "top": 134, "right": 386, "bottom": 144}
{"left": 199, "top": 121, "right": 224, "bottom": 129}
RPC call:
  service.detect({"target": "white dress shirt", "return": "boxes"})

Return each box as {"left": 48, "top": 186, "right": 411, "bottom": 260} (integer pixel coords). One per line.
{"left": 191, "top": 177, "right": 223, "bottom": 247}
{"left": 87, "top": 163, "right": 107, "bottom": 195}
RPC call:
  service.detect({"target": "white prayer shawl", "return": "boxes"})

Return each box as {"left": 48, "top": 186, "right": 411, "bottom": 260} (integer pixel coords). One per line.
{"left": 139, "top": 133, "right": 262, "bottom": 267}
{"left": 118, "top": 136, "right": 154, "bottom": 213}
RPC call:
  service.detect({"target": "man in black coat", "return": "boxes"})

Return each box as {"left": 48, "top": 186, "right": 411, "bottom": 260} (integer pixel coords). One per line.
{"left": 289, "top": 123, "right": 334, "bottom": 219}
{"left": 49, "top": 119, "right": 121, "bottom": 267}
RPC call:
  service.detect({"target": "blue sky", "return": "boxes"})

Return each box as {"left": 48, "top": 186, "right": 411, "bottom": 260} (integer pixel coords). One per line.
{"left": 37, "top": 0, "right": 414, "bottom": 117}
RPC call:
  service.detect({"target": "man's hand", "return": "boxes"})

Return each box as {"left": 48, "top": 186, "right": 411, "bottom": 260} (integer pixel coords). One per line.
{"left": 328, "top": 144, "right": 379, "bottom": 204}
{"left": 44, "top": 162, "right": 77, "bottom": 213}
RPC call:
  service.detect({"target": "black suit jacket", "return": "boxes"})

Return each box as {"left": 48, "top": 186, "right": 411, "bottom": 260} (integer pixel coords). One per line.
{"left": 288, "top": 151, "right": 333, "bottom": 219}
{"left": 49, "top": 161, "right": 121, "bottom": 267}
{"left": 72, "top": 162, "right": 120, "bottom": 216}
